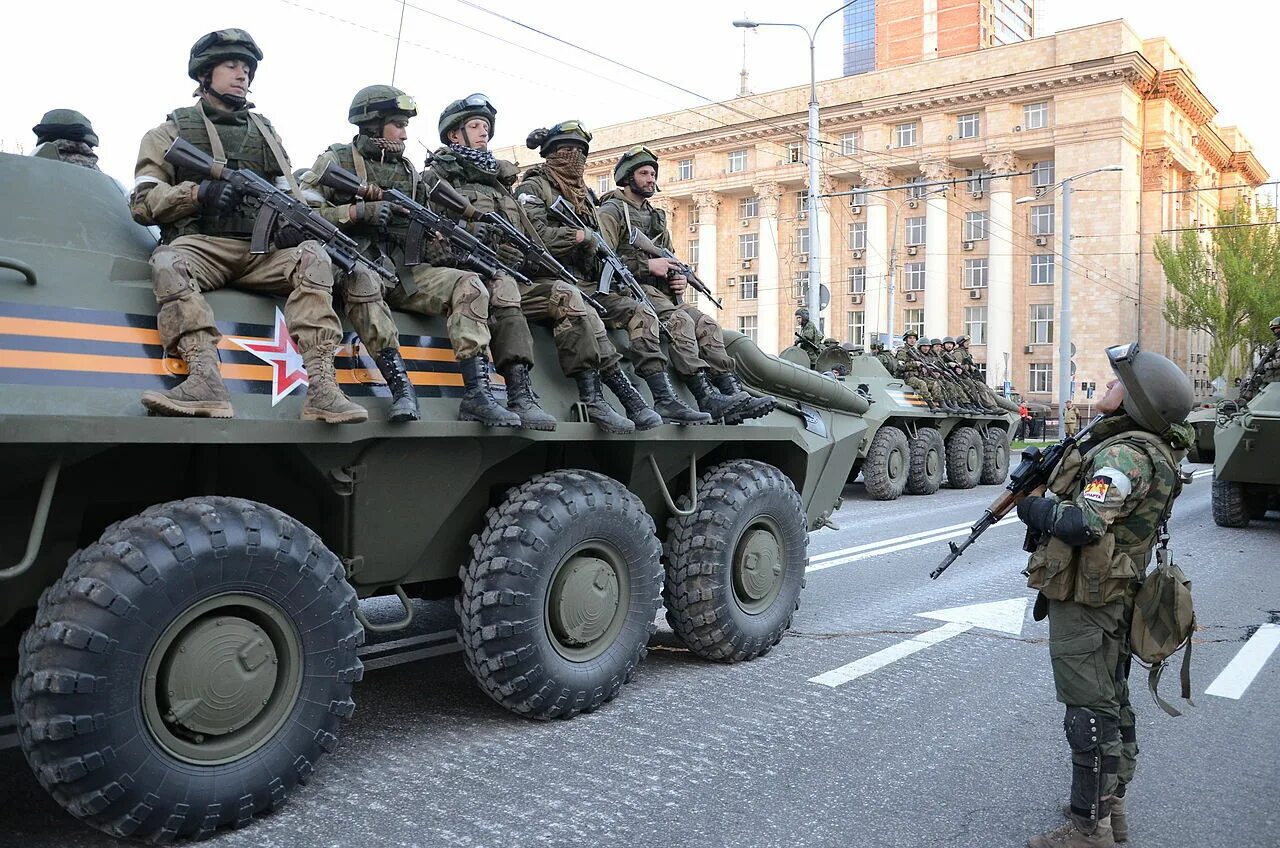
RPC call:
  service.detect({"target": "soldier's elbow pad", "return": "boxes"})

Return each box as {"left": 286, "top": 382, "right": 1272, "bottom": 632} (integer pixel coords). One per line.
{"left": 1051, "top": 505, "right": 1098, "bottom": 547}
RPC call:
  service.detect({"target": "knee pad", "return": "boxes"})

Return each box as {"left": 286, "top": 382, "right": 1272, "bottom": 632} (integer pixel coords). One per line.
{"left": 342, "top": 267, "right": 386, "bottom": 304}
{"left": 487, "top": 274, "right": 522, "bottom": 310}
{"left": 293, "top": 241, "right": 335, "bottom": 292}
{"left": 666, "top": 308, "right": 695, "bottom": 336}
{"left": 452, "top": 275, "right": 490, "bottom": 323}
{"left": 550, "top": 282, "right": 589, "bottom": 319}
{"left": 626, "top": 307, "right": 657, "bottom": 339}
{"left": 150, "top": 248, "right": 199, "bottom": 303}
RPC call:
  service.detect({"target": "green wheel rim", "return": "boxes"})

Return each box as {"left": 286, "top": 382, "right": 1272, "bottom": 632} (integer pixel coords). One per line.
{"left": 967, "top": 441, "right": 982, "bottom": 474}
{"left": 545, "top": 541, "right": 631, "bottom": 662}
{"left": 732, "top": 518, "right": 785, "bottom": 615}
{"left": 141, "top": 593, "right": 303, "bottom": 766}
{"left": 888, "top": 446, "right": 906, "bottom": 480}
{"left": 926, "top": 445, "right": 941, "bottom": 477}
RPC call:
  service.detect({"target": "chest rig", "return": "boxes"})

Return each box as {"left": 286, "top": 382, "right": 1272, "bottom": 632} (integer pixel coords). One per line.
{"left": 328, "top": 141, "right": 419, "bottom": 263}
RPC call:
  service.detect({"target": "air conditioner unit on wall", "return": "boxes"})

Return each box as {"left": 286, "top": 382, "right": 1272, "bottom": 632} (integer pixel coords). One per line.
{"left": 907, "top": 199, "right": 920, "bottom": 209}
{"left": 962, "top": 241, "right": 975, "bottom": 251}
{"left": 741, "top": 259, "right": 753, "bottom": 269}
{"left": 1035, "top": 186, "right": 1047, "bottom": 198}
{"left": 727, "top": 277, "right": 737, "bottom": 286}
{"left": 971, "top": 190, "right": 984, "bottom": 199}
{"left": 852, "top": 249, "right": 863, "bottom": 259}
{"left": 850, "top": 205, "right": 863, "bottom": 215}
{"left": 741, "top": 219, "right": 750, "bottom": 227}
{"left": 799, "top": 254, "right": 809, "bottom": 264}
{"left": 906, "top": 245, "right": 919, "bottom": 256}
{"left": 969, "top": 288, "right": 983, "bottom": 299}
{"left": 906, "top": 292, "right": 917, "bottom": 302}
{"left": 688, "top": 224, "right": 698, "bottom": 233}
{"left": 1035, "top": 236, "right": 1048, "bottom": 246}
{"left": 799, "top": 210, "right": 808, "bottom": 219}
{"left": 851, "top": 294, "right": 863, "bottom": 304}
{"left": 1024, "top": 345, "right": 1034, "bottom": 354}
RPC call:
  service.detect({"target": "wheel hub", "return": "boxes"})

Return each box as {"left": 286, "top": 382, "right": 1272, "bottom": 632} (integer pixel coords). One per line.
{"left": 926, "top": 447, "right": 940, "bottom": 476}
{"left": 888, "top": 447, "right": 905, "bottom": 478}
{"left": 733, "top": 525, "right": 784, "bottom": 614}
{"left": 967, "top": 443, "right": 981, "bottom": 473}
{"left": 550, "top": 555, "right": 620, "bottom": 647}
{"left": 162, "top": 616, "right": 277, "bottom": 738}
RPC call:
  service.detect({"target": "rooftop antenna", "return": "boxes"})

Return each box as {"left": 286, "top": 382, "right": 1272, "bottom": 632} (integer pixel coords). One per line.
{"left": 738, "top": 11, "right": 753, "bottom": 97}
{"left": 391, "top": 0, "right": 408, "bottom": 85}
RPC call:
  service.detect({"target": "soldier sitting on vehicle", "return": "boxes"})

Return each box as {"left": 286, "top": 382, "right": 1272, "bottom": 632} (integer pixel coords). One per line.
{"left": 31, "top": 109, "right": 102, "bottom": 171}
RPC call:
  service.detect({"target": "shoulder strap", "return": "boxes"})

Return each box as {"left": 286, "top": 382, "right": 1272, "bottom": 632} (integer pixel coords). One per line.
{"left": 350, "top": 144, "right": 369, "bottom": 183}
{"left": 196, "top": 106, "right": 227, "bottom": 163}
{"left": 248, "top": 113, "right": 303, "bottom": 201}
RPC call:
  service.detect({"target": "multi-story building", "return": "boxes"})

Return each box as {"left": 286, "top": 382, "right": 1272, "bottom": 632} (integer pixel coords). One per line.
{"left": 843, "top": 0, "right": 1037, "bottom": 76}
{"left": 498, "top": 20, "right": 1266, "bottom": 405}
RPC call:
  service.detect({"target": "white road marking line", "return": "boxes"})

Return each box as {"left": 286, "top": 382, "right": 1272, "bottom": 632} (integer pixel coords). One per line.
{"left": 1205, "top": 623, "right": 1280, "bottom": 700}
{"left": 807, "top": 515, "right": 1021, "bottom": 573}
{"left": 358, "top": 628, "right": 456, "bottom": 657}
{"left": 361, "top": 640, "right": 463, "bottom": 671}
{"left": 809, "top": 521, "right": 974, "bottom": 562}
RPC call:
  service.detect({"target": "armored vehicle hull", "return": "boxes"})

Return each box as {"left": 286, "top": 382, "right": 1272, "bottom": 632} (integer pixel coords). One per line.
{"left": 1211, "top": 382, "right": 1280, "bottom": 526}
{"left": 1185, "top": 403, "right": 1218, "bottom": 464}
{"left": 0, "top": 154, "right": 869, "bottom": 840}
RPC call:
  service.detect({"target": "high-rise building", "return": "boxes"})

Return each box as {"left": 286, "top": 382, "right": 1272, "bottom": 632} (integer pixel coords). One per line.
{"left": 843, "top": 0, "right": 1037, "bottom": 76}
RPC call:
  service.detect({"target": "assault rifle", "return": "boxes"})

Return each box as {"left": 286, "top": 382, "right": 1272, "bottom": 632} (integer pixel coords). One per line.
{"left": 794, "top": 333, "right": 822, "bottom": 355}
{"left": 929, "top": 413, "right": 1104, "bottom": 579}
{"left": 547, "top": 196, "right": 666, "bottom": 337}
{"left": 316, "top": 161, "right": 530, "bottom": 296}
{"left": 164, "top": 138, "right": 397, "bottom": 287}
{"left": 627, "top": 229, "right": 723, "bottom": 310}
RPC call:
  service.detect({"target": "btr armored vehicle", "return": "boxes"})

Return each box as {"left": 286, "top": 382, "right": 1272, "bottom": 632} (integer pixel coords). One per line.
{"left": 1211, "top": 382, "right": 1280, "bottom": 526}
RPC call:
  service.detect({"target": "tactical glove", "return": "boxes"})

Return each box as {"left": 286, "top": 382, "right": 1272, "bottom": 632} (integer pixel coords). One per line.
{"left": 355, "top": 200, "right": 395, "bottom": 228}
{"left": 496, "top": 242, "right": 525, "bottom": 270}
{"left": 422, "top": 235, "right": 454, "bottom": 267}
{"left": 272, "top": 225, "right": 308, "bottom": 250}
{"left": 196, "top": 179, "right": 238, "bottom": 212}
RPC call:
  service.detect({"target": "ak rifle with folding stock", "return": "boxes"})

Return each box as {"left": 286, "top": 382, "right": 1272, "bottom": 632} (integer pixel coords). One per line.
{"left": 163, "top": 138, "right": 397, "bottom": 287}
{"left": 929, "top": 414, "right": 1104, "bottom": 580}
{"left": 627, "top": 228, "right": 723, "bottom": 310}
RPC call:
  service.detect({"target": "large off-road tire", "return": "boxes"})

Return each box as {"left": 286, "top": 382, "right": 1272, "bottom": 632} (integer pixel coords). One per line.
{"left": 863, "top": 426, "right": 911, "bottom": 500}
{"left": 1212, "top": 478, "right": 1251, "bottom": 527}
{"left": 980, "top": 428, "right": 1011, "bottom": 485}
{"left": 664, "top": 460, "right": 808, "bottom": 662}
{"left": 905, "top": 427, "right": 945, "bottom": 495}
{"left": 459, "top": 470, "right": 663, "bottom": 719}
{"left": 13, "top": 497, "right": 363, "bottom": 842}
{"left": 946, "top": 426, "right": 984, "bottom": 489}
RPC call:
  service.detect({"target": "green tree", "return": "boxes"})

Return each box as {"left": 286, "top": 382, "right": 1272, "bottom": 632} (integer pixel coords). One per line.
{"left": 1156, "top": 208, "right": 1280, "bottom": 381}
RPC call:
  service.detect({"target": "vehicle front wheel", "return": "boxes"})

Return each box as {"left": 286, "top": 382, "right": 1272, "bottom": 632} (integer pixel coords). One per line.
{"left": 1211, "top": 478, "right": 1251, "bottom": 527}
{"left": 14, "top": 497, "right": 363, "bottom": 842}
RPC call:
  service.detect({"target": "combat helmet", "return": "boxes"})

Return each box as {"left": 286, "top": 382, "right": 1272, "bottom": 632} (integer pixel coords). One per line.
{"left": 439, "top": 93, "right": 496, "bottom": 144}
{"left": 527, "top": 120, "right": 592, "bottom": 157}
{"left": 795, "top": 307, "right": 810, "bottom": 320}
{"left": 929, "top": 337, "right": 942, "bottom": 346}
{"left": 188, "top": 29, "right": 263, "bottom": 81}
{"left": 903, "top": 331, "right": 918, "bottom": 342}
{"left": 614, "top": 145, "right": 658, "bottom": 186}
{"left": 32, "top": 109, "right": 98, "bottom": 147}
{"left": 942, "top": 336, "right": 956, "bottom": 347}
{"left": 1270, "top": 316, "right": 1280, "bottom": 334}
{"left": 957, "top": 334, "right": 971, "bottom": 346}
{"left": 1106, "top": 342, "right": 1194, "bottom": 433}
{"left": 349, "top": 85, "right": 416, "bottom": 129}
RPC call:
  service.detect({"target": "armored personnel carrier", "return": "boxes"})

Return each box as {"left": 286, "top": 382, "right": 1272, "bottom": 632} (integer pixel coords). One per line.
{"left": 1211, "top": 382, "right": 1280, "bottom": 526}
{"left": 0, "top": 154, "right": 870, "bottom": 840}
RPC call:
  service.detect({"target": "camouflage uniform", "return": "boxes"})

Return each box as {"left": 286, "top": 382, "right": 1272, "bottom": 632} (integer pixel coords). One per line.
{"left": 873, "top": 346, "right": 898, "bottom": 377}
{"left": 1240, "top": 319, "right": 1280, "bottom": 402}
{"left": 795, "top": 316, "right": 824, "bottom": 368}
{"left": 31, "top": 109, "right": 101, "bottom": 170}
{"left": 894, "top": 339, "right": 934, "bottom": 407}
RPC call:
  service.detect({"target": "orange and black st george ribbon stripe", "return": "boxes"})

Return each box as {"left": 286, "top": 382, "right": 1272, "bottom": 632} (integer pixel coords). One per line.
{"left": 0, "top": 300, "right": 468, "bottom": 398}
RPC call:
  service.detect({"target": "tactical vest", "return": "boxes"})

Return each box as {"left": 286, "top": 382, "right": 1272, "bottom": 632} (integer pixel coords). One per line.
{"left": 875, "top": 352, "right": 898, "bottom": 375}
{"left": 895, "top": 347, "right": 921, "bottom": 375}
{"left": 426, "top": 152, "right": 543, "bottom": 250}
{"left": 519, "top": 170, "right": 603, "bottom": 282}
{"left": 167, "top": 104, "right": 286, "bottom": 241}
{"left": 599, "top": 192, "right": 668, "bottom": 280}
{"left": 1026, "top": 429, "right": 1183, "bottom": 606}
{"left": 326, "top": 141, "right": 419, "bottom": 263}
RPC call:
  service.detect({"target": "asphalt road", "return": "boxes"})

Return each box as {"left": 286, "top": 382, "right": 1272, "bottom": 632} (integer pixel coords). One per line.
{"left": 2, "top": 461, "right": 1277, "bottom": 848}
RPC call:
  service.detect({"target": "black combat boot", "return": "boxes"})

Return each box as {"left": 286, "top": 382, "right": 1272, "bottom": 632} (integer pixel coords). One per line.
{"left": 458, "top": 355, "right": 521, "bottom": 427}
{"left": 683, "top": 369, "right": 747, "bottom": 423}
{"left": 600, "top": 366, "right": 663, "bottom": 430}
{"left": 644, "top": 372, "right": 713, "bottom": 425}
{"left": 373, "top": 348, "right": 420, "bottom": 423}
{"left": 711, "top": 371, "right": 775, "bottom": 424}
{"left": 500, "top": 362, "right": 557, "bottom": 431}
{"left": 574, "top": 370, "right": 634, "bottom": 434}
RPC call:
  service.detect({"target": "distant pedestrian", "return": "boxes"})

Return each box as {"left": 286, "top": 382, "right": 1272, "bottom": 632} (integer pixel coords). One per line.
{"left": 1015, "top": 403, "right": 1032, "bottom": 440}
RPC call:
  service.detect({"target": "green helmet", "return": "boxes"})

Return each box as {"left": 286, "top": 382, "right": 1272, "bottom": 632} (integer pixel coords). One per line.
{"left": 823, "top": 337, "right": 839, "bottom": 346}
{"left": 942, "top": 336, "right": 956, "bottom": 346}
{"left": 957, "top": 334, "right": 971, "bottom": 346}
{"left": 903, "top": 331, "right": 918, "bottom": 342}
{"left": 1107, "top": 342, "right": 1194, "bottom": 433}
{"left": 32, "top": 109, "right": 98, "bottom": 147}
{"left": 929, "top": 338, "right": 942, "bottom": 346}
{"left": 526, "top": 120, "right": 592, "bottom": 157}
{"left": 1270, "top": 316, "right": 1280, "bottom": 331}
{"left": 439, "top": 93, "right": 496, "bottom": 144}
{"left": 795, "top": 307, "right": 809, "bottom": 319}
{"left": 188, "top": 29, "right": 263, "bottom": 81}
{"left": 349, "top": 85, "right": 416, "bottom": 127}
{"left": 614, "top": 145, "right": 658, "bottom": 186}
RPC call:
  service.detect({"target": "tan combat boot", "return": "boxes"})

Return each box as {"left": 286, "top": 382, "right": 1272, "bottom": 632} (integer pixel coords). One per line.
{"left": 142, "top": 335, "right": 234, "bottom": 418}
{"left": 1030, "top": 814, "right": 1115, "bottom": 848}
{"left": 301, "top": 344, "right": 368, "bottom": 424}
{"left": 1063, "top": 797, "right": 1127, "bottom": 843}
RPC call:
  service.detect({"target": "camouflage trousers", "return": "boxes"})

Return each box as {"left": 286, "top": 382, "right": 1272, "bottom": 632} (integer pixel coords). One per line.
{"left": 387, "top": 264, "right": 532, "bottom": 364}
{"left": 150, "top": 234, "right": 345, "bottom": 354}
{"left": 904, "top": 376, "right": 933, "bottom": 403}
{"left": 582, "top": 286, "right": 667, "bottom": 377}
{"left": 517, "top": 276, "right": 619, "bottom": 376}
{"left": 641, "top": 285, "right": 735, "bottom": 376}
{"left": 1047, "top": 596, "right": 1139, "bottom": 794}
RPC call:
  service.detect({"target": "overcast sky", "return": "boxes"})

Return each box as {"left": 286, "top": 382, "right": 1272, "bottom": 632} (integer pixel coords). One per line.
{"left": 1, "top": 0, "right": 1272, "bottom": 188}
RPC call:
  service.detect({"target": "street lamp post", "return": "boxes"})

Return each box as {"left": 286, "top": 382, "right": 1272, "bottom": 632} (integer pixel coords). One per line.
{"left": 734, "top": 2, "right": 855, "bottom": 333}
{"left": 1017, "top": 165, "right": 1122, "bottom": 439}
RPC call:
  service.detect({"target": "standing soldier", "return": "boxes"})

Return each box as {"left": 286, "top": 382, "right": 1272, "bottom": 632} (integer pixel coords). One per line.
{"left": 1016, "top": 343, "right": 1192, "bottom": 847}
{"left": 302, "top": 85, "right": 522, "bottom": 427}
{"left": 130, "top": 29, "right": 368, "bottom": 423}
{"left": 515, "top": 121, "right": 706, "bottom": 427}
{"left": 795, "top": 307, "right": 823, "bottom": 368}
{"left": 895, "top": 332, "right": 937, "bottom": 411}
{"left": 597, "top": 146, "right": 771, "bottom": 423}
{"left": 31, "top": 110, "right": 102, "bottom": 170}
{"left": 1064, "top": 400, "right": 1081, "bottom": 436}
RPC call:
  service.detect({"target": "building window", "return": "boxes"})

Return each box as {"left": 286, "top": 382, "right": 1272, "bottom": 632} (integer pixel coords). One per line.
{"left": 596, "top": 175, "right": 610, "bottom": 195}
{"left": 848, "top": 222, "right": 867, "bottom": 250}
{"left": 1029, "top": 362, "right": 1053, "bottom": 393}
{"left": 1032, "top": 160, "right": 1056, "bottom": 187}
{"left": 839, "top": 131, "right": 859, "bottom": 156}
{"left": 739, "top": 233, "right": 758, "bottom": 260}
{"left": 903, "top": 261, "right": 925, "bottom": 291}
{"left": 963, "top": 211, "right": 989, "bottom": 241}
{"left": 1030, "top": 303, "right": 1054, "bottom": 344}
{"left": 796, "top": 227, "right": 810, "bottom": 256}
{"left": 848, "top": 187, "right": 869, "bottom": 207}
{"left": 907, "top": 176, "right": 928, "bottom": 199}
{"left": 795, "top": 190, "right": 810, "bottom": 218}
{"left": 1023, "top": 101, "right": 1049, "bottom": 130}
{"left": 894, "top": 121, "right": 917, "bottom": 148}
{"left": 904, "top": 308, "right": 925, "bottom": 338}
{"left": 964, "top": 258, "right": 989, "bottom": 288}
{"left": 957, "top": 112, "right": 980, "bottom": 139}
{"left": 964, "top": 306, "right": 987, "bottom": 344}
{"left": 843, "top": 0, "right": 876, "bottom": 76}
{"left": 849, "top": 266, "right": 866, "bottom": 293}
{"left": 971, "top": 361, "right": 988, "bottom": 381}
{"left": 905, "top": 216, "right": 926, "bottom": 245}
{"left": 678, "top": 158, "right": 693, "bottom": 181}
{"left": 739, "top": 274, "right": 759, "bottom": 300}
{"left": 792, "top": 271, "right": 810, "bottom": 300}
{"left": 967, "top": 168, "right": 991, "bottom": 194}
{"left": 728, "top": 149, "right": 748, "bottom": 173}
{"left": 848, "top": 311, "right": 866, "bottom": 346}
{"left": 1031, "top": 204, "right": 1055, "bottom": 236}
{"left": 787, "top": 142, "right": 803, "bottom": 164}
{"left": 739, "top": 195, "right": 758, "bottom": 218}
{"left": 738, "top": 314, "right": 758, "bottom": 342}
{"left": 688, "top": 239, "right": 699, "bottom": 266}
{"left": 1030, "top": 254, "right": 1054, "bottom": 285}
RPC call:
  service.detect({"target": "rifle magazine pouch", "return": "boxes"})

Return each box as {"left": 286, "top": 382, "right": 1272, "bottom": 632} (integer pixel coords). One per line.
{"left": 1048, "top": 447, "right": 1083, "bottom": 496}
{"left": 1025, "top": 536, "right": 1076, "bottom": 601}
{"left": 1072, "top": 534, "right": 1137, "bottom": 607}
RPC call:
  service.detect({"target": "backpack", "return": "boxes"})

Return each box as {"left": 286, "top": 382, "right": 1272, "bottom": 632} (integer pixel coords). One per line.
{"left": 1130, "top": 525, "right": 1196, "bottom": 717}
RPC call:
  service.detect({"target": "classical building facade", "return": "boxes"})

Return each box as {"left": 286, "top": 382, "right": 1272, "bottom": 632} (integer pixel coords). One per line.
{"left": 499, "top": 20, "right": 1266, "bottom": 404}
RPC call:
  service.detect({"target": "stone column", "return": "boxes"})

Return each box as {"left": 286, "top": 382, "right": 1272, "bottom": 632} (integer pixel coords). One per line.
{"left": 984, "top": 152, "right": 1018, "bottom": 389}
{"left": 862, "top": 167, "right": 892, "bottom": 343}
{"left": 692, "top": 191, "right": 721, "bottom": 309}
{"left": 921, "top": 159, "right": 952, "bottom": 339}
{"left": 816, "top": 175, "right": 836, "bottom": 334}
{"left": 754, "top": 182, "right": 784, "bottom": 354}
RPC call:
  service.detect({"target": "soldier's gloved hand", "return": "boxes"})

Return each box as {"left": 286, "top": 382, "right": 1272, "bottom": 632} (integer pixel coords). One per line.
{"left": 1015, "top": 495, "right": 1055, "bottom": 533}
{"left": 470, "top": 223, "right": 496, "bottom": 245}
{"left": 496, "top": 242, "right": 524, "bottom": 270}
{"left": 355, "top": 201, "right": 395, "bottom": 228}
{"left": 196, "top": 179, "right": 238, "bottom": 212}
{"left": 422, "top": 234, "right": 453, "bottom": 266}
{"left": 273, "top": 225, "right": 308, "bottom": 249}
